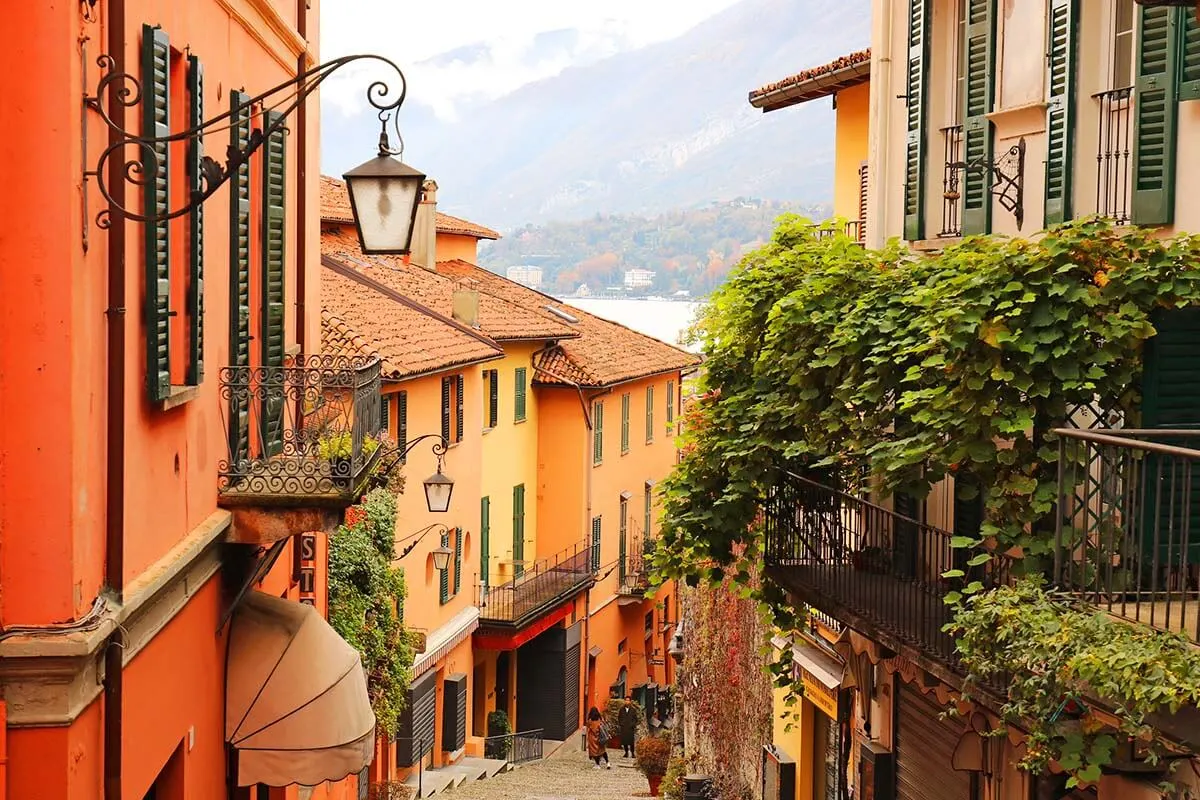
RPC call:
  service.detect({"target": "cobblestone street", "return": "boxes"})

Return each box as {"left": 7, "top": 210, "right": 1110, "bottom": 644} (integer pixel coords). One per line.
{"left": 448, "top": 747, "right": 652, "bottom": 800}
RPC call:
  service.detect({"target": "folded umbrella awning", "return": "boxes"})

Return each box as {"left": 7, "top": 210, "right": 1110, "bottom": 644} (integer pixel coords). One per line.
{"left": 226, "top": 591, "right": 375, "bottom": 787}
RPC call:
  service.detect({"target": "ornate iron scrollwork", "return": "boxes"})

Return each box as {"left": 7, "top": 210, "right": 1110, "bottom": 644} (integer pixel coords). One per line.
{"left": 83, "top": 53, "right": 409, "bottom": 226}
{"left": 949, "top": 136, "right": 1026, "bottom": 231}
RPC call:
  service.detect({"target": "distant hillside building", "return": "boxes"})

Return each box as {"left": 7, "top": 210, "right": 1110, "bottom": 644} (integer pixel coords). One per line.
{"left": 506, "top": 265, "right": 543, "bottom": 288}
{"left": 624, "top": 268, "right": 656, "bottom": 290}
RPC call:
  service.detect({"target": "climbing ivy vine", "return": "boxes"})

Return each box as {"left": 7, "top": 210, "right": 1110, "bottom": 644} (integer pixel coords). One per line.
{"left": 651, "top": 216, "right": 1200, "bottom": 781}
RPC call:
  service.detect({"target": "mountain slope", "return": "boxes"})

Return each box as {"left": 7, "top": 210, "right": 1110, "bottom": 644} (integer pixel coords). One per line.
{"left": 321, "top": 0, "right": 870, "bottom": 228}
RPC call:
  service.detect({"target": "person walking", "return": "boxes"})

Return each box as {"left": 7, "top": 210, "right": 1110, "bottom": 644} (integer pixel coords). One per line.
{"left": 618, "top": 695, "right": 640, "bottom": 758}
{"left": 586, "top": 707, "right": 612, "bottom": 769}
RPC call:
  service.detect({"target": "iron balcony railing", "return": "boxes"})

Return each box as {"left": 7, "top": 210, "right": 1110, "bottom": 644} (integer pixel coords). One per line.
{"left": 939, "top": 124, "right": 964, "bottom": 237}
{"left": 845, "top": 220, "right": 866, "bottom": 245}
{"left": 483, "top": 728, "right": 544, "bottom": 764}
{"left": 476, "top": 542, "right": 594, "bottom": 626}
{"left": 1054, "top": 428, "right": 1200, "bottom": 640}
{"left": 1092, "top": 87, "right": 1133, "bottom": 225}
{"left": 618, "top": 523, "right": 655, "bottom": 595}
{"left": 763, "top": 471, "right": 1013, "bottom": 672}
{"left": 218, "top": 354, "right": 382, "bottom": 504}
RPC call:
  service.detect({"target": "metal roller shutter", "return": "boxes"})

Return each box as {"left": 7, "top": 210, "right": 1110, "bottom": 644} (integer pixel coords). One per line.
{"left": 397, "top": 670, "right": 437, "bottom": 767}
{"left": 895, "top": 682, "right": 971, "bottom": 800}
{"left": 443, "top": 673, "right": 468, "bottom": 752}
{"left": 563, "top": 642, "right": 581, "bottom": 737}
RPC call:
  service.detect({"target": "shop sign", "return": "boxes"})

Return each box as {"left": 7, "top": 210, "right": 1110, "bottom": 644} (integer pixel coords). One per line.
{"left": 298, "top": 533, "right": 317, "bottom": 606}
{"left": 800, "top": 665, "right": 840, "bottom": 719}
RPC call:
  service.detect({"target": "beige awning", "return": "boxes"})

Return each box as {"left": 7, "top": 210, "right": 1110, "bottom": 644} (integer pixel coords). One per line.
{"left": 226, "top": 592, "right": 375, "bottom": 787}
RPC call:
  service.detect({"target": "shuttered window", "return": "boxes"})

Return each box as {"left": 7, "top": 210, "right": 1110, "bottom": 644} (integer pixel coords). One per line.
{"left": 185, "top": 55, "right": 205, "bottom": 386}
{"left": 903, "top": 0, "right": 931, "bottom": 241}
{"left": 397, "top": 390, "right": 408, "bottom": 461}
{"left": 453, "top": 526, "right": 463, "bottom": 595}
{"left": 1179, "top": 11, "right": 1200, "bottom": 102}
{"left": 455, "top": 374, "right": 465, "bottom": 442}
{"left": 666, "top": 380, "right": 675, "bottom": 425}
{"left": 1044, "top": 0, "right": 1078, "bottom": 226}
{"left": 513, "top": 484, "right": 525, "bottom": 577}
{"left": 439, "top": 529, "right": 451, "bottom": 605}
{"left": 591, "top": 516, "right": 602, "bottom": 571}
{"left": 1132, "top": 5, "right": 1180, "bottom": 225}
{"left": 142, "top": 25, "right": 171, "bottom": 402}
{"left": 260, "top": 110, "right": 287, "bottom": 456}
{"left": 514, "top": 367, "right": 527, "bottom": 422}
{"left": 380, "top": 395, "right": 391, "bottom": 437}
{"left": 480, "top": 497, "right": 490, "bottom": 587}
{"left": 644, "top": 482, "right": 653, "bottom": 539}
{"left": 960, "top": 0, "right": 995, "bottom": 235}
{"left": 441, "top": 377, "right": 452, "bottom": 443}
{"left": 484, "top": 370, "right": 498, "bottom": 428}
{"left": 619, "top": 496, "right": 628, "bottom": 584}
{"left": 593, "top": 400, "right": 604, "bottom": 465}
{"left": 621, "top": 393, "right": 631, "bottom": 453}
{"left": 227, "top": 90, "right": 252, "bottom": 464}
{"left": 645, "top": 385, "right": 655, "bottom": 443}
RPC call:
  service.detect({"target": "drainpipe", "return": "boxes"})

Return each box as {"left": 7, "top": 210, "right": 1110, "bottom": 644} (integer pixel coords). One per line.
{"left": 866, "top": 0, "right": 893, "bottom": 249}
{"left": 294, "top": 0, "right": 308, "bottom": 352}
{"left": 103, "top": 1, "right": 128, "bottom": 798}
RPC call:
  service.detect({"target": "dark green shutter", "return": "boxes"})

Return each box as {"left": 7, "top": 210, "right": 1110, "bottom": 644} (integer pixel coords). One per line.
{"left": 666, "top": 380, "right": 675, "bottom": 424}
{"left": 644, "top": 483, "right": 652, "bottom": 539}
{"left": 489, "top": 371, "right": 499, "bottom": 427}
{"left": 514, "top": 367, "right": 527, "bottom": 422}
{"left": 441, "top": 377, "right": 451, "bottom": 442}
{"left": 1131, "top": 5, "right": 1180, "bottom": 226}
{"left": 619, "top": 498, "right": 628, "bottom": 585}
{"left": 480, "top": 497, "right": 490, "bottom": 586}
{"left": 961, "top": 0, "right": 995, "bottom": 235}
{"left": 397, "top": 390, "right": 408, "bottom": 461}
{"left": 621, "top": 393, "right": 630, "bottom": 453}
{"left": 591, "top": 516, "right": 602, "bottom": 571}
{"left": 1044, "top": 0, "right": 1077, "bottom": 226}
{"left": 903, "top": 0, "right": 931, "bottom": 241}
{"left": 513, "top": 485, "right": 525, "bottom": 577}
{"left": 646, "top": 386, "right": 655, "bottom": 442}
{"left": 381, "top": 395, "right": 391, "bottom": 436}
{"left": 594, "top": 401, "right": 604, "bottom": 464}
{"left": 1180, "top": 11, "right": 1200, "bottom": 102}
{"left": 438, "top": 531, "right": 449, "bottom": 602}
{"left": 454, "top": 527, "right": 463, "bottom": 595}
{"left": 142, "top": 25, "right": 171, "bottom": 401}
{"left": 455, "top": 375, "right": 465, "bottom": 441}
{"left": 186, "top": 55, "right": 205, "bottom": 385}
{"left": 261, "top": 110, "right": 287, "bottom": 456}
{"left": 228, "top": 90, "right": 252, "bottom": 464}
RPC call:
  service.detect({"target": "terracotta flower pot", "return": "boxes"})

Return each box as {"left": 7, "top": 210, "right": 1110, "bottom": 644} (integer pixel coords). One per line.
{"left": 648, "top": 775, "right": 664, "bottom": 796}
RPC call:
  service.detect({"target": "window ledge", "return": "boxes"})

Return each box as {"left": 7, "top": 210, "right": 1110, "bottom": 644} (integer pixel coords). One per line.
{"left": 482, "top": 427, "right": 494, "bottom": 435}
{"left": 985, "top": 102, "right": 1047, "bottom": 136}
{"left": 160, "top": 385, "right": 200, "bottom": 411}
{"left": 514, "top": 418, "right": 528, "bottom": 425}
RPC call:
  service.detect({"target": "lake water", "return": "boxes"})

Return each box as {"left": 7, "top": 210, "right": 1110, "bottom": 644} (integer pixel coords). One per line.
{"left": 561, "top": 297, "right": 704, "bottom": 352}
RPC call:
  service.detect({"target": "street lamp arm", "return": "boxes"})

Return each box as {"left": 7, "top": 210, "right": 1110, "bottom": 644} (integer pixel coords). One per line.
{"left": 83, "top": 52, "right": 409, "bottom": 227}
{"left": 374, "top": 434, "right": 449, "bottom": 480}
{"left": 397, "top": 523, "right": 448, "bottom": 560}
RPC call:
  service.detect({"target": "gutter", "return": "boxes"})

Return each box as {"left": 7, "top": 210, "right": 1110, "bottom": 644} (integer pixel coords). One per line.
{"left": 749, "top": 60, "right": 871, "bottom": 112}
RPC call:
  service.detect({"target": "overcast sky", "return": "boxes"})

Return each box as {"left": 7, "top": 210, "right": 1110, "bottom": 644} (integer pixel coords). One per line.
{"left": 320, "top": 0, "right": 743, "bottom": 120}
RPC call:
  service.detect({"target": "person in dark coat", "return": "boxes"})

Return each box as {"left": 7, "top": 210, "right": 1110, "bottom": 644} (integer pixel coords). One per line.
{"left": 618, "top": 695, "right": 640, "bottom": 758}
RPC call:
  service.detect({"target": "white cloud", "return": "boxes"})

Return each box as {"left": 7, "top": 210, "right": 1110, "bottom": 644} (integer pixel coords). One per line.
{"left": 319, "top": 0, "right": 742, "bottom": 119}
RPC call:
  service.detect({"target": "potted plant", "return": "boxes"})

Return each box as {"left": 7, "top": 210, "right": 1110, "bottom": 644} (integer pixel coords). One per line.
{"left": 635, "top": 734, "right": 672, "bottom": 796}
{"left": 485, "top": 710, "right": 512, "bottom": 760}
{"left": 318, "top": 432, "right": 353, "bottom": 486}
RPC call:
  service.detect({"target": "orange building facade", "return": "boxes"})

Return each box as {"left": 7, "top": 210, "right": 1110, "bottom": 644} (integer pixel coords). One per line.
{"left": 0, "top": 2, "right": 379, "bottom": 799}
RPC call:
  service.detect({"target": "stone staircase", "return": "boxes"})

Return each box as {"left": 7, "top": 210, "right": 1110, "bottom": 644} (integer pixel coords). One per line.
{"left": 402, "top": 756, "right": 511, "bottom": 798}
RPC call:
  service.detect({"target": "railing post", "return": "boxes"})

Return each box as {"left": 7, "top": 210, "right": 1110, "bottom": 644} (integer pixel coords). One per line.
{"left": 1054, "top": 435, "right": 1065, "bottom": 586}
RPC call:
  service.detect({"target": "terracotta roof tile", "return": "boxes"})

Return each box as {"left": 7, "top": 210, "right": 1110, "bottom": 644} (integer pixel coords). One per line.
{"left": 749, "top": 48, "right": 871, "bottom": 110}
{"left": 319, "top": 175, "right": 501, "bottom": 240}
{"left": 435, "top": 260, "right": 701, "bottom": 387}
{"left": 321, "top": 230, "right": 577, "bottom": 343}
{"left": 321, "top": 264, "right": 503, "bottom": 381}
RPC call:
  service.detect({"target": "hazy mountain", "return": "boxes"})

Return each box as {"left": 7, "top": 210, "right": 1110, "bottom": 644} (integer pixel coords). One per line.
{"left": 321, "top": 0, "right": 870, "bottom": 229}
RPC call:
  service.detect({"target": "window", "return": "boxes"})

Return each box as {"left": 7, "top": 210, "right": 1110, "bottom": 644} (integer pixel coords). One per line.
{"left": 396, "top": 390, "right": 408, "bottom": 461}
{"left": 620, "top": 393, "right": 631, "bottom": 453}
{"left": 514, "top": 367, "right": 527, "bottom": 422}
{"left": 381, "top": 394, "right": 391, "bottom": 437}
{"left": 480, "top": 497, "right": 490, "bottom": 588}
{"left": 439, "top": 529, "right": 452, "bottom": 604}
{"left": 591, "top": 515, "right": 602, "bottom": 571}
{"left": 644, "top": 611, "right": 654, "bottom": 637}
{"left": 1112, "top": 0, "right": 1135, "bottom": 90}
{"left": 453, "top": 526, "right": 463, "bottom": 596}
{"left": 645, "top": 385, "right": 655, "bottom": 443}
{"left": 512, "top": 485, "right": 525, "bottom": 576}
{"left": 593, "top": 400, "right": 604, "bottom": 465}
{"left": 441, "top": 375, "right": 464, "bottom": 444}
{"left": 483, "top": 370, "right": 498, "bottom": 429}
{"left": 619, "top": 495, "right": 629, "bottom": 584}
{"left": 666, "top": 380, "right": 675, "bottom": 425}
{"left": 644, "top": 481, "right": 653, "bottom": 540}
{"left": 618, "top": 638, "right": 627, "bottom": 655}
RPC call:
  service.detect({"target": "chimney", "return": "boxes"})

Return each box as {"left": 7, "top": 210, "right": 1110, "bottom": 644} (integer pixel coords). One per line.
{"left": 410, "top": 179, "right": 439, "bottom": 271}
{"left": 452, "top": 285, "right": 480, "bottom": 329}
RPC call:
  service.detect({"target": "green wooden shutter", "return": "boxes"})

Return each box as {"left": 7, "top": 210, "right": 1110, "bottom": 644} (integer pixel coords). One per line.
{"left": 142, "top": 25, "right": 171, "bottom": 402}
{"left": 903, "top": 0, "right": 931, "bottom": 241}
{"left": 228, "top": 90, "right": 252, "bottom": 465}
{"left": 593, "top": 401, "right": 604, "bottom": 464}
{"left": 513, "top": 484, "right": 525, "bottom": 577}
{"left": 645, "top": 386, "right": 655, "bottom": 442}
{"left": 961, "top": 0, "right": 995, "bottom": 235}
{"left": 619, "top": 498, "right": 628, "bottom": 585}
{"left": 621, "top": 393, "right": 630, "bottom": 453}
{"left": 1044, "top": 0, "right": 1078, "bottom": 226}
{"left": 397, "top": 390, "right": 408, "bottom": 462}
{"left": 644, "top": 483, "right": 652, "bottom": 539}
{"left": 438, "top": 532, "right": 449, "bottom": 602}
{"left": 441, "top": 377, "right": 451, "bottom": 443}
{"left": 591, "top": 516, "right": 602, "bottom": 571}
{"left": 1180, "top": 11, "right": 1200, "bottom": 102}
{"left": 454, "top": 527, "right": 463, "bottom": 595}
{"left": 666, "top": 380, "right": 675, "bottom": 424}
{"left": 1131, "top": 5, "right": 1180, "bottom": 226}
{"left": 381, "top": 395, "right": 391, "bottom": 436}
{"left": 186, "top": 55, "right": 205, "bottom": 386}
{"left": 489, "top": 371, "right": 499, "bottom": 427}
{"left": 480, "top": 497, "right": 490, "bottom": 587}
{"left": 455, "top": 375, "right": 465, "bottom": 441}
{"left": 514, "top": 367, "right": 527, "bottom": 422}
{"left": 261, "top": 110, "right": 287, "bottom": 456}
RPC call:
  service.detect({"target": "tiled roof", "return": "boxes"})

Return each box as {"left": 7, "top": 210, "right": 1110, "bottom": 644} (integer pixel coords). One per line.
{"left": 321, "top": 229, "right": 578, "bottom": 343}
{"left": 434, "top": 260, "right": 701, "bottom": 388}
{"left": 749, "top": 48, "right": 871, "bottom": 112}
{"left": 321, "top": 263, "right": 503, "bottom": 381}
{"left": 319, "top": 175, "right": 501, "bottom": 240}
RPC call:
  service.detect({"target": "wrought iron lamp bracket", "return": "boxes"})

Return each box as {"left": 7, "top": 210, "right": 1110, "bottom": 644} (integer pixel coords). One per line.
{"left": 82, "top": 52, "right": 408, "bottom": 228}
{"left": 948, "top": 136, "right": 1026, "bottom": 231}
{"left": 397, "top": 523, "right": 449, "bottom": 561}
{"left": 372, "top": 433, "right": 449, "bottom": 485}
